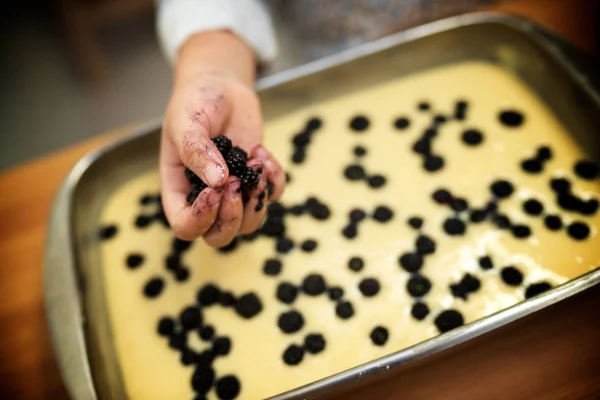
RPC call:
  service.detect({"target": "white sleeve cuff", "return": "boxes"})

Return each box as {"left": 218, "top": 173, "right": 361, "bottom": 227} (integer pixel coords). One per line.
{"left": 157, "top": 0, "right": 278, "bottom": 68}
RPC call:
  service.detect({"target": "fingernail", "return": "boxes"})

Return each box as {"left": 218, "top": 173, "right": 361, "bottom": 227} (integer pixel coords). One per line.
{"left": 203, "top": 163, "right": 225, "bottom": 187}
{"left": 255, "top": 145, "right": 269, "bottom": 160}
{"left": 227, "top": 180, "right": 241, "bottom": 199}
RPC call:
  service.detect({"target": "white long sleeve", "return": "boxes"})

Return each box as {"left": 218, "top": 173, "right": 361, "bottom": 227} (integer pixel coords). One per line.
{"left": 156, "top": 0, "right": 278, "bottom": 67}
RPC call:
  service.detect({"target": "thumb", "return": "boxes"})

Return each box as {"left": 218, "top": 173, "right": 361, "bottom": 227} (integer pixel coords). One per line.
{"left": 171, "top": 85, "right": 232, "bottom": 187}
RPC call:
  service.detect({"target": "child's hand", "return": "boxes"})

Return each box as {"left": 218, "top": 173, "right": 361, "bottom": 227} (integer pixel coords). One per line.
{"left": 160, "top": 31, "right": 285, "bottom": 245}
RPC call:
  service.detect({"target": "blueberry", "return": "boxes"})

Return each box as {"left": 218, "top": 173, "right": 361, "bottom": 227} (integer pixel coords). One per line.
{"left": 406, "top": 274, "right": 432, "bottom": 297}
{"left": 367, "top": 175, "right": 387, "bottom": 188}
{"left": 302, "top": 274, "right": 326, "bottom": 296}
{"left": 443, "top": 218, "right": 466, "bottom": 236}
{"left": 461, "top": 129, "right": 484, "bottom": 146}
{"left": 157, "top": 317, "right": 175, "bottom": 336}
{"left": 525, "top": 282, "right": 552, "bottom": 298}
{"left": 498, "top": 110, "right": 525, "bottom": 127}
{"left": 490, "top": 180, "right": 514, "bottom": 198}
{"left": 399, "top": 252, "right": 423, "bottom": 273}
{"left": 126, "top": 253, "right": 144, "bottom": 269}
{"left": 215, "top": 375, "right": 241, "bottom": 400}
{"left": 349, "top": 115, "right": 370, "bottom": 132}
{"left": 574, "top": 160, "right": 599, "bottom": 180}
{"left": 394, "top": 117, "right": 410, "bottom": 130}
{"left": 523, "top": 199, "right": 543, "bottom": 216}
{"left": 434, "top": 310, "right": 464, "bottom": 333}
{"left": 348, "top": 256, "right": 364, "bottom": 272}
{"left": 335, "top": 301, "right": 354, "bottom": 319}
{"left": 358, "top": 278, "right": 380, "bottom": 297}
{"left": 567, "top": 222, "right": 590, "bottom": 240}
{"left": 501, "top": 266, "right": 524, "bottom": 286}
{"left": 234, "top": 293, "right": 262, "bottom": 319}
{"left": 99, "top": 224, "right": 118, "bottom": 240}
{"left": 282, "top": 344, "right": 304, "bottom": 366}
{"left": 143, "top": 277, "right": 164, "bottom": 298}
{"left": 278, "top": 310, "right": 305, "bottom": 334}
{"left": 370, "top": 326, "right": 389, "bottom": 346}
{"left": 411, "top": 302, "right": 430, "bottom": 321}
{"left": 304, "top": 334, "right": 326, "bottom": 354}
{"left": 372, "top": 206, "right": 393, "bottom": 222}
{"left": 263, "top": 259, "right": 282, "bottom": 276}
{"left": 197, "top": 284, "right": 221, "bottom": 306}
{"left": 276, "top": 282, "right": 298, "bottom": 304}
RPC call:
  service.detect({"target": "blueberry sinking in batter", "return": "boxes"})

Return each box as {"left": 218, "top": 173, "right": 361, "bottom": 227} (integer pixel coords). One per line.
{"left": 349, "top": 115, "right": 370, "bottom": 132}
{"left": 212, "top": 337, "right": 232, "bottom": 356}
{"left": 197, "top": 284, "right": 221, "bottom": 306}
{"left": 302, "top": 274, "right": 327, "bottom": 296}
{"left": 394, "top": 117, "right": 410, "bottom": 130}
{"left": 234, "top": 293, "right": 262, "bottom": 319}
{"left": 443, "top": 218, "right": 466, "bottom": 236}
{"left": 490, "top": 179, "right": 514, "bottom": 199}
{"left": 344, "top": 164, "right": 366, "bottom": 181}
{"left": 370, "top": 326, "right": 389, "bottom": 346}
{"left": 410, "top": 302, "right": 430, "bottom": 321}
{"left": 358, "top": 278, "right": 380, "bottom": 297}
{"left": 501, "top": 266, "right": 524, "bottom": 286}
{"left": 126, "top": 253, "right": 144, "bottom": 269}
{"left": 399, "top": 252, "right": 423, "bottom": 273}
{"left": 567, "top": 221, "right": 590, "bottom": 241}
{"left": 461, "top": 129, "right": 484, "bottom": 146}
{"left": 143, "top": 277, "right": 165, "bottom": 299}
{"left": 335, "top": 301, "right": 354, "bottom": 319}
{"left": 478, "top": 256, "right": 494, "bottom": 270}
{"left": 277, "top": 282, "right": 298, "bottom": 304}
{"left": 283, "top": 344, "right": 305, "bottom": 366}
{"left": 215, "top": 375, "right": 241, "bottom": 400}
{"left": 348, "top": 256, "right": 365, "bottom": 272}
{"left": 304, "top": 334, "right": 326, "bottom": 354}
{"left": 157, "top": 317, "right": 175, "bottom": 337}
{"left": 99, "top": 224, "right": 118, "bottom": 239}
{"left": 434, "top": 310, "right": 464, "bottom": 333}
{"left": 372, "top": 206, "right": 394, "bottom": 222}
{"left": 407, "top": 274, "right": 432, "bottom": 297}
{"left": 498, "top": 109, "right": 525, "bottom": 127}
{"left": 574, "top": 160, "right": 600, "bottom": 180}
{"left": 525, "top": 282, "right": 552, "bottom": 298}
{"left": 278, "top": 310, "right": 305, "bottom": 334}
{"left": 408, "top": 216, "right": 424, "bottom": 230}
{"left": 263, "top": 259, "right": 283, "bottom": 276}
{"left": 180, "top": 306, "right": 202, "bottom": 331}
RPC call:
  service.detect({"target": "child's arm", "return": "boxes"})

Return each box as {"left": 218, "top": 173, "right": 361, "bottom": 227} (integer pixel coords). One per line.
{"left": 157, "top": 0, "right": 277, "bottom": 68}
{"left": 157, "top": 1, "right": 285, "bottom": 246}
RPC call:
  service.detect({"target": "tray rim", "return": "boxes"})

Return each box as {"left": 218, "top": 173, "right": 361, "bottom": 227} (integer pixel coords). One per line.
{"left": 43, "top": 11, "right": 600, "bottom": 400}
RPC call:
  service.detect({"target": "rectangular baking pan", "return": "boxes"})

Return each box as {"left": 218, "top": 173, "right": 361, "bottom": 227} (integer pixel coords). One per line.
{"left": 44, "top": 12, "right": 600, "bottom": 400}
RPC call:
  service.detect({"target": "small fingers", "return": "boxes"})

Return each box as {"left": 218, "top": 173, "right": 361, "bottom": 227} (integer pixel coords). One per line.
{"left": 251, "top": 145, "right": 286, "bottom": 200}
{"left": 239, "top": 161, "right": 268, "bottom": 234}
{"left": 203, "top": 178, "right": 244, "bottom": 247}
{"left": 170, "top": 187, "right": 224, "bottom": 241}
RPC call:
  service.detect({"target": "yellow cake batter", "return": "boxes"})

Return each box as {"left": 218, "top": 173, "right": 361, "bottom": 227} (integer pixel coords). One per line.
{"left": 99, "top": 62, "right": 600, "bottom": 400}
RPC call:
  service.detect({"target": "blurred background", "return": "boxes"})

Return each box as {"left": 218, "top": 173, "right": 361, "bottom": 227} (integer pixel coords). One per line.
{"left": 0, "top": 0, "right": 598, "bottom": 172}
{"left": 0, "top": 0, "right": 171, "bottom": 171}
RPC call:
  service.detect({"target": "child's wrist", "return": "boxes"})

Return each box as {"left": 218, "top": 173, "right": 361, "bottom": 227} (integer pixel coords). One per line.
{"left": 176, "top": 30, "right": 256, "bottom": 87}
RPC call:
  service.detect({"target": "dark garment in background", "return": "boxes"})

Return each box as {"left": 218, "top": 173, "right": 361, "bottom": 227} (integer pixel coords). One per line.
{"left": 268, "top": 0, "right": 503, "bottom": 61}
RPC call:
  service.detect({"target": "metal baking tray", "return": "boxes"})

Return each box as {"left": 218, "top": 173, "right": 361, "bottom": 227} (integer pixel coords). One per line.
{"left": 44, "top": 12, "right": 600, "bottom": 400}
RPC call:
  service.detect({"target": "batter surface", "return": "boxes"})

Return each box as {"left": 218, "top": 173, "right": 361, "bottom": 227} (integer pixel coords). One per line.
{"left": 99, "top": 62, "right": 600, "bottom": 400}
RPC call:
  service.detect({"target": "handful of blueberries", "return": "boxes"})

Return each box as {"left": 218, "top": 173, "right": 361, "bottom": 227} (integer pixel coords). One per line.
{"left": 185, "top": 136, "right": 260, "bottom": 204}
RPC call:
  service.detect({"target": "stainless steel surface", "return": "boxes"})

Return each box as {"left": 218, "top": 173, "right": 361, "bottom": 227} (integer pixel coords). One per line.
{"left": 44, "top": 12, "right": 600, "bottom": 400}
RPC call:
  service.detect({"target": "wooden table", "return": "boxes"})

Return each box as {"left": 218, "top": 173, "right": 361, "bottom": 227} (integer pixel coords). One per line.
{"left": 0, "top": 1, "right": 598, "bottom": 398}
